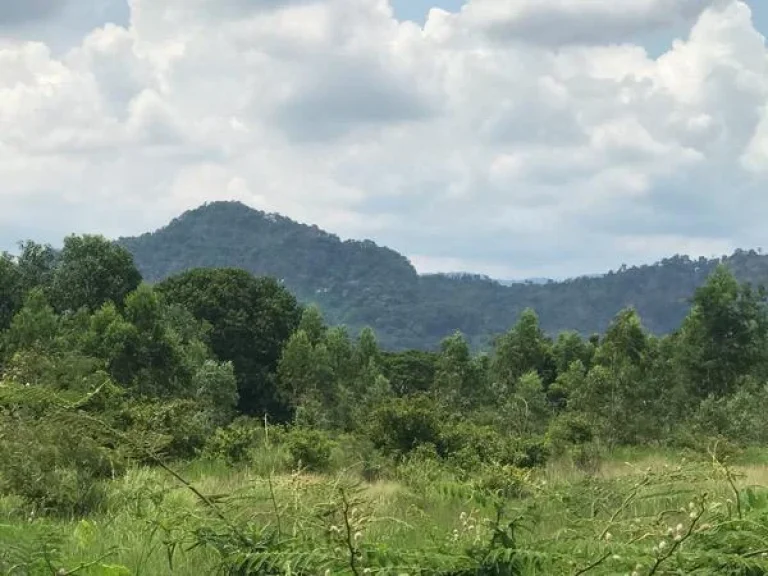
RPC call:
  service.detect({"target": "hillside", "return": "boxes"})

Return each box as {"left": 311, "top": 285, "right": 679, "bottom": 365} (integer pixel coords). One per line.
{"left": 119, "top": 201, "right": 768, "bottom": 350}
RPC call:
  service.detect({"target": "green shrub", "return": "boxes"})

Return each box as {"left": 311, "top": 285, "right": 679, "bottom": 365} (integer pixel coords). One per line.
{"left": 117, "top": 398, "right": 214, "bottom": 460}
{"left": 545, "top": 412, "right": 596, "bottom": 456}
{"left": 367, "top": 395, "right": 444, "bottom": 458}
{"left": 283, "top": 427, "right": 334, "bottom": 472}
{"left": 202, "top": 417, "right": 266, "bottom": 464}
{"left": 0, "top": 412, "right": 121, "bottom": 517}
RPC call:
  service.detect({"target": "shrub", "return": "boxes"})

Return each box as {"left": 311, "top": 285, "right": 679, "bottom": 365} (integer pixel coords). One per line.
{"left": 283, "top": 427, "right": 334, "bottom": 472}
{"left": 367, "top": 395, "right": 444, "bottom": 458}
{"left": 117, "top": 398, "right": 215, "bottom": 460}
{"left": 0, "top": 412, "right": 121, "bottom": 517}
{"left": 545, "top": 413, "right": 596, "bottom": 456}
{"left": 201, "top": 417, "right": 266, "bottom": 464}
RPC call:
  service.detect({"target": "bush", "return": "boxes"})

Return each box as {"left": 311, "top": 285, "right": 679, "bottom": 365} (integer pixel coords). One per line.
{"left": 202, "top": 417, "right": 266, "bottom": 464}
{"left": 367, "top": 395, "right": 444, "bottom": 458}
{"left": 0, "top": 412, "right": 121, "bottom": 517}
{"left": 117, "top": 398, "right": 215, "bottom": 460}
{"left": 546, "top": 413, "right": 596, "bottom": 456}
{"left": 283, "top": 427, "right": 334, "bottom": 472}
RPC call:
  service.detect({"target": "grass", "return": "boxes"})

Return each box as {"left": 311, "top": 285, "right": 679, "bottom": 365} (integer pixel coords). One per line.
{"left": 6, "top": 447, "right": 768, "bottom": 575}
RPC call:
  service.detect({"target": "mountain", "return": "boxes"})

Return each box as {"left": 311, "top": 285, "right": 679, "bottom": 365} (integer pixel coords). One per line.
{"left": 118, "top": 201, "right": 768, "bottom": 350}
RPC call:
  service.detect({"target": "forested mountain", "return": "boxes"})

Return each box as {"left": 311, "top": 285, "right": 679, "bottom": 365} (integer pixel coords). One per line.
{"left": 119, "top": 201, "right": 768, "bottom": 350}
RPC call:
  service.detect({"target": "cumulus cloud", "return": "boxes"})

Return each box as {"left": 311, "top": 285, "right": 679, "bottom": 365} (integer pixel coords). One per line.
{"left": 448, "top": 0, "right": 721, "bottom": 46}
{"left": 1, "top": 0, "right": 768, "bottom": 279}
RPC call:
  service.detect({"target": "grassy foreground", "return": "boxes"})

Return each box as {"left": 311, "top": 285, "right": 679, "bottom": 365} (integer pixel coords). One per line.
{"left": 4, "top": 447, "right": 768, "bottom": 575}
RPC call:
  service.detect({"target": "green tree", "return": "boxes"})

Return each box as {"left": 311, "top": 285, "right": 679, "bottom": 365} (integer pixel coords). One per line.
{"left": 4, "top": 288, "right": 59, "bottom": 356}
{"left": 553, "top": 331, "right": 594, "bottom": 375}
{"left": 298, "top": 304, "right": 326, "bottom": 347}
{"left": 156, "top": 268, "right": 302, "bottom": 418}
{"left": 0, "top": 254, "right": 22, "bottom": 332}
{"left": 433, "top": 332, "right": 484, "bottom": 409}
{"left": 491, "top": 309, "right": 555, "bottom": 395}
{"left": 193, "top": 359, "right": 239, "bottom": 426}
{"left": 16, "top": 240, "right": 57, "bottom": 295}
{"left": 571, "top": 309, "right": 659, "bottom": 444}
{"left": 677, "top": 265, "right": 768, "bottom": 398}
{"left": 51, "top": 235, "right": 142, "bottom": 313}
{"left": 381, "top": 350, "right": 438, "bottom": 396}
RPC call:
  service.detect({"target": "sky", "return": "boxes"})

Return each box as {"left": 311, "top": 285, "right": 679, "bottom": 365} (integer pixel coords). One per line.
{"left": 2, "top": 1, "right": 768, "bottom": 280}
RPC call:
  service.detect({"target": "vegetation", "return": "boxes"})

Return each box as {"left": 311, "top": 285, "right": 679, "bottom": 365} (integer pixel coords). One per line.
{"left": 6, "top": 231, "right": 768, "bottom": 573}
{"left": 119, "top": 201, "right": 768, "bottom": 350}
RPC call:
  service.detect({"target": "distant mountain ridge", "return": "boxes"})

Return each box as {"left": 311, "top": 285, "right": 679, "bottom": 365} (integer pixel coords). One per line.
{"left": 118, "top": 201, "right": 768, "bottom": 350}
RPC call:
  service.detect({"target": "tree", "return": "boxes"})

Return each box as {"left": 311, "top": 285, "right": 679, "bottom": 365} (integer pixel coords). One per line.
{"left": 572, "top": 308, "right": 661, "bottom": 445}
{"left": 0, "top": 254, "right": 21, "bottom": 332}
{"left": 3, "top": 288, "right": 59, "bottom": 356}
{"left": 491, "top": 309, "right": 555, "bottom": 394}
{"left": 156, "top": 268, "right": 302, "bottom": 418}
{"left": 553, "top": 331, "right": 594, "bottom": 375}
{"left": 433, "top": 331, "right": 484, "bottom": 409}
{"left": 16, "top": 240, "right": 57, "bottom": 295}
{"left": 380, "top": 350, "right": 438, "bottom": 396}
{"left": 298, "top": 304, "right": 326, "bottom": 347}
{"left": 677, "top": 265, "right": 768, "bottom": 398}
{"left": 51, "top": 235, "right": 142, "bottom": 313}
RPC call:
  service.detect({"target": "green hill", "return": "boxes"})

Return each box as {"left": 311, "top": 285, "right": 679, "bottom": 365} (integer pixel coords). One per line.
{"left": 118, "top": 201, "right": 768, "bottom": 350}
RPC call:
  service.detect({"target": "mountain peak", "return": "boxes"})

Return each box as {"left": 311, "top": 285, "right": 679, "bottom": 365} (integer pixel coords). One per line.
{"left": 119, "top": 202, "right": 768, "bottom": 350}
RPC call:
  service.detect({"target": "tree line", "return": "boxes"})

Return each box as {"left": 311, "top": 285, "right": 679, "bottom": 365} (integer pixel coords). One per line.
{"left": 1, "top": 233, "right": 767, "bottom": 515}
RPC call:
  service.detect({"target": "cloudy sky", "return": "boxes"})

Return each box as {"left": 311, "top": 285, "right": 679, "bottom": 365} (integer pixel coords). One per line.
{"left": 2, "top": 0, "right": 768, "bottom": 280}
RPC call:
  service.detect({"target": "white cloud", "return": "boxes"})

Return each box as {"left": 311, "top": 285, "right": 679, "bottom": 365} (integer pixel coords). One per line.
{"left": 1, "top": 0, "right": 768, "bottom": 279}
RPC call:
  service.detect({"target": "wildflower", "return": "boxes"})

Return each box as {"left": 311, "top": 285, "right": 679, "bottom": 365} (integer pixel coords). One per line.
{"left": 604, "top": 532, "right": 613, "bottom": 541}
{"left": 689, "top": 511, "right": 697, "bottom": 519}
{"left": 354, "top": 531, "right": 363, "bottom": 541}
{"left": 676, "top": 523, "right": 683, "bottom": 533}
{"left": 612, "top": 554, "right": 621, "bottom": 560}
{"left": 658, "top": 541, "right": 667, "bottom": 550}
{"left": 674, "top": 534, "right": 682, "bottom": 542}
{"left": 363, "top": 569, "right": 372, "bottom": 574}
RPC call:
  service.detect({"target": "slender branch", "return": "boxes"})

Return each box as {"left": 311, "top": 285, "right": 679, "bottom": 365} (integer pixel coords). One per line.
{"left": 599, "top": 476, "right": 650, "bottom": 540}
{"left": 572, "top": 552, "right": 611, "bottom": 576}
{"left": 647, "top": 507, "right": 705, "bottom": 576}
{"left": 61, "top": 551, "right": 117, "bottom": 575}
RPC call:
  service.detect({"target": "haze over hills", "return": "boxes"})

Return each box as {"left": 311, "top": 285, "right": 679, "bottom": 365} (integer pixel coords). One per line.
{"left": 118, "top": 201, "right": 768, "bottom": 350}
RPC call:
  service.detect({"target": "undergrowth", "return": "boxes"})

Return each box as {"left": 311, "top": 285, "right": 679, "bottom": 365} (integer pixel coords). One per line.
{"left": 7, "top": 449, "right": 768, "bottom": 575}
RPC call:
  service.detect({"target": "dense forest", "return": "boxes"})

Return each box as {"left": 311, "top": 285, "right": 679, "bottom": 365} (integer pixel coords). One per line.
{"left": 118, "top": 201, "right": 768, "bottom": 351}
{"left": 5, "top": 233, "right": 768, "bottom": 574}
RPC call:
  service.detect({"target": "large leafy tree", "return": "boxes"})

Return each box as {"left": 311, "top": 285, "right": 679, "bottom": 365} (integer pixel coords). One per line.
{"left": 156, "top": 268, "right": 302, "bottom": 418}
{"left": 51, "top": 235, "right": 142, "bottom": 313}
{"left": 677, "top": 265, "right": 768, "bottom": 398}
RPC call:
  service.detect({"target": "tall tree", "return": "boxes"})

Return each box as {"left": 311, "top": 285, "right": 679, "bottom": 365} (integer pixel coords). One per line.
{"left": 677, "top": 265, "right": 768, "bottom": 398}
{"left": 156, "top": 268, "right": 302, "bottom": 418}
{"left": 51, "top": 235, "right": 142, "bottom": 313}
{"left": 490, "top": 308, "right": 555, "bottom": 394}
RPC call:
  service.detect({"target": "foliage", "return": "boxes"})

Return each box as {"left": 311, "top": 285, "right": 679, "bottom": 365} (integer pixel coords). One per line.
{"left": 156, "top": 267, "right": 302, "bottom": 419}
{"left": 283, "top": 427, "right": 334, "bottom": 472}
